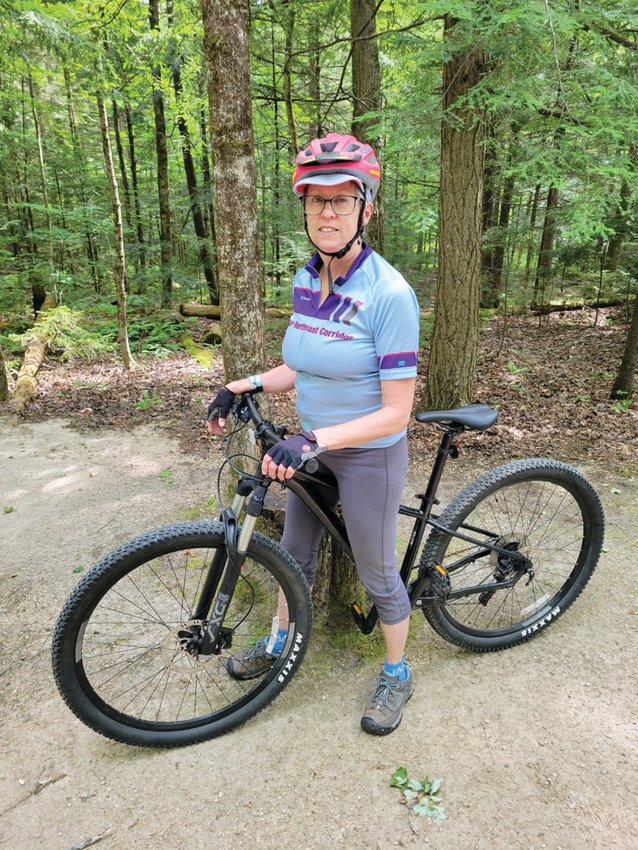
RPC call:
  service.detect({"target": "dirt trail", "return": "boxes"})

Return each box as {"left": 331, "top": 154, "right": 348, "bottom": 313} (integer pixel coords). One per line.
{"left": 0, "top": 416, "right": 636, "bottom": 850}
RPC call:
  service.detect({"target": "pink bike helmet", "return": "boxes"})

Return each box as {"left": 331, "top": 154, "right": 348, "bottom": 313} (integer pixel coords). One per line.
{"left": 293, "top": 133, "right": 381, "bottom": 199}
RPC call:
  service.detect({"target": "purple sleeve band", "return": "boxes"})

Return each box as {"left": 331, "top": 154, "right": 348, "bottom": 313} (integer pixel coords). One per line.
{"left": 378, "top": 351, "right": 418, "bottom": 370}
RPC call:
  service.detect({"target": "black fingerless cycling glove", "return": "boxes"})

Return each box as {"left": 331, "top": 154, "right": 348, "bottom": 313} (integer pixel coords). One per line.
{"left": 267, "top": 431, "right": 318, "bottom": 469}
{"left": 207, "top": 386, "right": 236, "bottom": 422}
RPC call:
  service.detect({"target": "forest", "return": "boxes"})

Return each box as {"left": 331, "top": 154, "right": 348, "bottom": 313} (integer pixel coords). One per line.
{"left": 0, "top": 0, "right": 637, "bottom": 420}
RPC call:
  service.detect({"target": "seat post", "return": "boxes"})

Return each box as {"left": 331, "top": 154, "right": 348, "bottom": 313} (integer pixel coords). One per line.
{"left": 419, "top": 427, "right": 462, "bottom": 518}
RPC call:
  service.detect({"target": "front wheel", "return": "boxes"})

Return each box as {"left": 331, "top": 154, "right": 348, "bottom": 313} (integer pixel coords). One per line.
{"left": 419, "top": 459, "right": 604, "bottom": 651}
{"left": 52, "top": 522, "right": 312, "bottom": 747}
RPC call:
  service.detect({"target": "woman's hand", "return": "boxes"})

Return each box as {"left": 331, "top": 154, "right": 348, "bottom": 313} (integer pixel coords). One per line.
{"left": 262, "top": 431, "right": 318, "bottom": 480}
{"left": 206, "top": 387, "right": 236, "bottom": 435}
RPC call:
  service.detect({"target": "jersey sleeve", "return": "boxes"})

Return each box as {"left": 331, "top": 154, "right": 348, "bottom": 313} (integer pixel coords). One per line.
{"left": 372, "top": 279, "right": 419, "bottom": 380}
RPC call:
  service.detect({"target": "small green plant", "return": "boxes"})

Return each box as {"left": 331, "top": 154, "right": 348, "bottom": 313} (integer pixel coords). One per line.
{"left": 72, "top": 565, "right": 85, "bottom": 573}
{"left": 160, "top": 468, "right": 174, "bottom": 488}
{"left": 572, "top": 392, "right": 592, "bottom": 404}
{"left": 4, "top": 505, "right": 15, "bottom": 514}
{"left": 390, "top": 767, "right": 446, "bottom": 822}
{"left": 506, "top": 360, "right": 528, "bottom": 376}
{"left": 136, "top": 389, "right": 162, "bottom": 410}
{"left": 610, "top": 391, "right": 632, "bottom": 414}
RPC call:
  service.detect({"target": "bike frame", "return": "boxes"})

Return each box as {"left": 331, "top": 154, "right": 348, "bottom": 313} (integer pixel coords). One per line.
{"left": 198, "top": 396, "right": 530, "bottom": 651}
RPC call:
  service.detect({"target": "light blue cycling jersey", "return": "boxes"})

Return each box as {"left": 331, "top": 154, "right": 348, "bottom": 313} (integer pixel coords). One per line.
{"left": 282, "top": 244, "right": 419, "bottom": 448}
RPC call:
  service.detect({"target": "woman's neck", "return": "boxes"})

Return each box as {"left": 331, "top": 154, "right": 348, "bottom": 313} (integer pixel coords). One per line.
{"left": 317, "top": 240, "right": 365, "bottom": 283}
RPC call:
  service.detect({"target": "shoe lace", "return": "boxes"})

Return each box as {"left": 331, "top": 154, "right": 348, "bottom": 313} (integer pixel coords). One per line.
{"left": 244, "top": 638, "right": 271, "bottom": 661}
{"left": 367, "top": 675, "right": 402, "bottom": 709}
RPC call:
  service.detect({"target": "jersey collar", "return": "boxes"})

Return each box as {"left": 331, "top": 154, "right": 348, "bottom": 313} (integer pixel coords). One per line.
{"left": 305, "top": 242, "right": 372, "bottom": 287}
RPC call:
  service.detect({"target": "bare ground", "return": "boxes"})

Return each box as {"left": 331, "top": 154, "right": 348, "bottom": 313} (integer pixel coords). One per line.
{"left": 1, "top": 414, "right": 636, "bottom": 850}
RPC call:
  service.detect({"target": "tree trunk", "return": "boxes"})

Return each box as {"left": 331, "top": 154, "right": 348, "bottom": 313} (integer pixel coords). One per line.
{"left": 424, "top": 15, "right": 487, "bottom": 411}
{"left": 0, "top": 345, "right": 9, "bottom": 402}
{"left": 308, "top": 29, "right": 322, "bottom": 139}
{"left": 27, "top": 72, "right": 53, "bottom": 268}
{"left": 96, "top": 80, "right": 135, "bottom": 370}
{"left": 281, "top": 0, "right": 298, "bottom": 152}
{"left": 201, "top": 0, "right": 265, "bottom": 384}
{"left": 124, "top": 103, "right": 146, "bottom": 275}
{"left": 523, "top": 183, "right": 541, "bottom": 293}
{"left": 270, "top": 19, "right": 282, "bottom": 291}
{"left": 480, "top": 122, "right": 498, "bottom": 306}
{"left": 63, "top": 66, "right": 101, "bottom": 290}
{"left": 532, "top": 186, "right": 559, "bottom": 309}
{"left": 486, "top": 173, "right": 515, "bottom": 308}
{"left": 350, "top": 0, "right": 384, "bottom": 252}
{"left": 605, "top": 174, "right": 631, "bottom": 272}
{"left": 199, "top": 103, "right": 216, "bottom": 245}
{"left": 170, "top": 44, "right": 219, "bottom": 304}
{"left": 149, "top": 0, "right": 173, "bottom": 307}
{"left": 111, "top": 99, "right": 133, "bottom": 235}
{"left": 611, "top": 297, "right": 638, "bottom": 400}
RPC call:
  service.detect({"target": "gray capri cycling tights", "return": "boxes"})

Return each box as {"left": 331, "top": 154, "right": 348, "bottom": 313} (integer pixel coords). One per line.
{"left": 280, "top": 436, "right": 411, "bottom": 625}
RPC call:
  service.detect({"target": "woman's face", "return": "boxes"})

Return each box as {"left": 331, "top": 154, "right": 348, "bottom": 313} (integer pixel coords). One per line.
{"left": 303, "top": 180, "right": 373, "bottom": 256}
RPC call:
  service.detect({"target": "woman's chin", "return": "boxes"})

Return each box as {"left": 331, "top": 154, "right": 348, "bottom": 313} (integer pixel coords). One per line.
{"left": 314, "top": 235, "right": 344, "bottom": 253}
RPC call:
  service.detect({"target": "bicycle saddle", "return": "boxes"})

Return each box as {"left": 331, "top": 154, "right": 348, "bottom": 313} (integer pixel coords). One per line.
{"left": 415, "top": 403, "right": 498, "bottom": 431}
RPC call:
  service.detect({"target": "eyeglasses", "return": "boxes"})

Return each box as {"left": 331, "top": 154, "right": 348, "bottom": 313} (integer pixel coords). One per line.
{"left": 302, "top": 195, "right": 362, "bottom": 216}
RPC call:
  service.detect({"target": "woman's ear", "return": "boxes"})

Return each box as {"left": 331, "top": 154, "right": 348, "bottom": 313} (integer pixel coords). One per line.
{"left": 363, "top": 201, "right": 374, "bottom": 227}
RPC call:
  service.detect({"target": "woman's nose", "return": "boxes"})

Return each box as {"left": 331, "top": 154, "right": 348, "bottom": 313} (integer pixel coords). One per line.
{"left": 320, "top": 199, "right": 336, "bottom": 218}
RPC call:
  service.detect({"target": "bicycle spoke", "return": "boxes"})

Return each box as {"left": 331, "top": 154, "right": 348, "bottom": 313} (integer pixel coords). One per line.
{"left": 437, "top": 477, "right": 589, "bottom": 634}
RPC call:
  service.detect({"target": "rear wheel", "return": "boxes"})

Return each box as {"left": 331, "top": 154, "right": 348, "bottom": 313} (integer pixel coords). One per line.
{"left": 52, "top": 522, "right": 312, "bottom": 747}
{"left": 419, "top": 459, "right": 604, "bottom": 651}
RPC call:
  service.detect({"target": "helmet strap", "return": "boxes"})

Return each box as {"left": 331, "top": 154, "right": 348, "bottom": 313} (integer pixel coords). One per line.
{"left": 303, "top": 201, "right": 366, "bottom": 295}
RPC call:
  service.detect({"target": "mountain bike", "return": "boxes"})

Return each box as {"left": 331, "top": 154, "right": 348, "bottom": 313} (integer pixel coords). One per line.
{"left": 51, "top": 393, "right": 604, "bottom": 747}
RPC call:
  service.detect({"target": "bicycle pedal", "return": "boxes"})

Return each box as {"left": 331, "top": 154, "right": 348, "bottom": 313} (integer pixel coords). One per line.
{"left": 416, "top": 564, "right": 451, "bottom": 607}
{"left": 351, "top": 602, "right": 367, "bottom": 629}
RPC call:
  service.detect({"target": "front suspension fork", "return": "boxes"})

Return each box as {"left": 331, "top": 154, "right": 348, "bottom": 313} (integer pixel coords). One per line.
{"left": 197, "top": 481, "right": 269, "bottom": 655}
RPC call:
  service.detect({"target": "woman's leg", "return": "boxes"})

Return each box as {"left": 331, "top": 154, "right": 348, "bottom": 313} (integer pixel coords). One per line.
{"left": 321, "top": 438, "right": 411, "bottom": 631}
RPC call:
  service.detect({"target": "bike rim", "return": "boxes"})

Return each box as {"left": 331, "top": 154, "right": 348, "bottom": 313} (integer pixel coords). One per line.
{"left": 436, "top": 476, "right": 592, "bottom": 637}
{"left": 72, "top": 543, "right": 299, "bottom": 731}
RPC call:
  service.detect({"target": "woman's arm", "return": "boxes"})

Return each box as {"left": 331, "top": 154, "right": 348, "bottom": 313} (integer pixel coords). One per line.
{"left": 226, "top": 363, "right": 296, "bottom": 396}
{"left": 310, "top": 378, "right": 416, "bottom": 450}
{"left": 207, "top": 364, "right": 296, "bottom": 435}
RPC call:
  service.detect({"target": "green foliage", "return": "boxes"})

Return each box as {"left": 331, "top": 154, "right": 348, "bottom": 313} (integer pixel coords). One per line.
{"left": 136, "top": 389, "right": 162, "bottom": 410}
{"left": 1, "top": 0, "right": 638, "bottom": 381}
{"left": 4, "top": 506, "right": 15, "bottom": 514}
{"left": 159, "top": 468, "right": 174, "bottom": 488}
{"left": 390, "top": 768, "right": 447, "bottom": 822}
{"left": 9, "top": 307, "right": 112, "bottom": 361}
{"left": 506, "top": 360, "right": 528, "bottom": 376}
{"left": 610, "top": 391, "right": 632, "bottom": 414}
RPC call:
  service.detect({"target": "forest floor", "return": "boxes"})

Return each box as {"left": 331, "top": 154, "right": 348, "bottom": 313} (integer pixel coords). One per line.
{"left": 1, "top": 310, "right": 637, "bottom": 850}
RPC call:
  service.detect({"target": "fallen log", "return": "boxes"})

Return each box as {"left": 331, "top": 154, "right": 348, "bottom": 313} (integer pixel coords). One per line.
{"left": 179, "top": 303, "right": 291, "bottom": 319}
{"left": 531, "top": 298, "right": 625, "bottom": 316}
{"left": 11, "top": 294, "right": 57, "bottom": 414}
{"left": 201, "top": 322, "right": 222, "bottom": 345}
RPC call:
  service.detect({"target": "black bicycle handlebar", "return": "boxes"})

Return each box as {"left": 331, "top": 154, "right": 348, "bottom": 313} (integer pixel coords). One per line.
{"left": 237, "top": 393, "right": 321, "bottom": 473}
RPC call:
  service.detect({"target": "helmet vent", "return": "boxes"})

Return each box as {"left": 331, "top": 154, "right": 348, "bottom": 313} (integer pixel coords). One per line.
{"left": 345, "top": 143, "right": 361, "bottom": 152}
{"left": 320, "top": 142, "right": 338, "bottom": 152}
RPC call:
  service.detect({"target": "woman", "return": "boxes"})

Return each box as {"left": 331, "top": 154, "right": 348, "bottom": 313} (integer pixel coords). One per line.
{"left": 207, "top": 133, "right": 419, "bottom": 735}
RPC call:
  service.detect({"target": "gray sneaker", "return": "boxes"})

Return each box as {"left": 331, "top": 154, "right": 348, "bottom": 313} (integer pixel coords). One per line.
{"left": 226, "top": 638, "right": 276, "bottom": 680}
{"left": 361, "top": 670, "right": 414, "bottom": 735}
